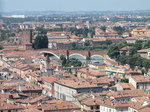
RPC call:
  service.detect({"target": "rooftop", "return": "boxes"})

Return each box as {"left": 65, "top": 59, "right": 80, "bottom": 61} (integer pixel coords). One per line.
{"left": 131, "top": 75, "right": 150, "bottom": 83}
{"left": 55, "top": 77, "right": 101, "bottom": 89}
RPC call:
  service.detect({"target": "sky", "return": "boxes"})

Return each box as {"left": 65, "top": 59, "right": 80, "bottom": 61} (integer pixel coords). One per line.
{"left": 0, "top": 0, "right": 150, "bottom": 12}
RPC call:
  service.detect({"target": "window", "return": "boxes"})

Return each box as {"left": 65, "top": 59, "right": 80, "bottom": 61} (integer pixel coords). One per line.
{"left": 103, "top": 107, "right": 105, "bottom": 111}
{"left": 142, "top": 84, "right": 145, "bottom": 89}
{"left": 96, "top": 106, "right": 99, "bottom": 109}
{"left": 109, "top": 109, "right": 111, "bottom": 112}
{"left": 145, "top": 84, "right": 147, "bottom": 89}
{"left": 91, "top": 106, "right": 94, "bottom": 110}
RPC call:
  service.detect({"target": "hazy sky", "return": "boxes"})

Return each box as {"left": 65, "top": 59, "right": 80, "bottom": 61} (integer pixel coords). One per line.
{"left": 1, "top": 0, "right": 150, "bottom": 12}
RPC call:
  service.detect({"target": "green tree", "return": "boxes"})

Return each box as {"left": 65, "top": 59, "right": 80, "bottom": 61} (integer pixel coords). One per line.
{"left": 129, "top": 47, "right": 137, "bottom": 56}
{"left": 84, "top": 41, "right": 90, "bottom": 46}
{"left": 121, "top": 51, "right": 126, "bottom": 55}
{"left": 60, "top": 54, "right": 65, "bottom": 60}
{"left": 133, "top": 43, "right": 142, "bottom": 50}
{"left": 100, "top": 26, "right": 106, "bottom": 32}
{"left": 142, "top": 40, "right": 150, "bottom": 49}
{"left": 135, "top": 57, "right": 144, "bottom": 67}
{"left": 106, "top": 40, "right": 112, "bottom": 46}
{"left": 0, "top": 32, "right": 7, "bottom": 41}
{"left": 0, "top": 45, "right": 3, "bottom": 50}
{"left": 133, "top": 53, "right": 140, "bottom": 57}
{"left": 35, "top": 27, "right": 47, "bottom": 34}
{"left": 142, "top": 59, "right": 150, "bottom": 68}
{"left": 86, "top": 56, "right": 90, "bottom": 60}
{"left": 83, "top": 28, "right": 88, "bottom": 38}
{"left": 108, "top": 45, "right": 120, "bottom": 59}
{"left": 59, "top": 55, "right": 67, "bottom": 66}
{"left": 113, "top": 26, "right": 126, "bottom": 35}
{"left": 71, "top": 42, "right": 77, "bottom": 48}
{"left": 141, "top": 69, "right": 147, "bottom": 75}
{"left": 34, "top": 35, "right": 48, "bottom": 49}
{"left": 68, "top": 58, "right": 82, "bottom": 67}
{"left": 120, "top": 79, "right": 129, "bottom": 83}
{"left": 59, "top": 55, "right": 82, "bottom": 67}
{"left": 135, "top": 40, "right": 143, "bottom": 44}
{"left": 13, "top": 49, "right": 19, "bottom": 51}
{"left": 89, "top": 27, "right": 95, "bottom": 38}
{"left": 62, "top": 58, "right": 67, "bottom": 66}
{"left": 128, "top": 56, "right": 138, "bottom": 66}
{"left": 118, "top": 55, "right": 128, "bottom": 64}
{"left": 99, "top": 41, "right": 105, "bottom": 46}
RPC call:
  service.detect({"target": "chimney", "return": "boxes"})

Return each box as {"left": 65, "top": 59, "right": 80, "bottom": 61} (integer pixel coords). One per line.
{"left": 101, "top": 99, "right": 105, "bottom": 104}
{"left": 40, "top": 64, "right": 43, "bottom": 70}
{"left": 111, "top": 102, "right": 115, "bottom": 106}
{"left": 93, "top": 100, "right": 96, "bottom": 105}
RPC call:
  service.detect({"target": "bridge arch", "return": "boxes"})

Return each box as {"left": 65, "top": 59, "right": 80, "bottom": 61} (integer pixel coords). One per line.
{"left": 40, "top": 51, "right": 60, "bottom": 60}
{"left": 90, "top": 55, "right": 104, "bottom": 64}
{"left": 69, "top": 53, "right": 86, "bottom": 62}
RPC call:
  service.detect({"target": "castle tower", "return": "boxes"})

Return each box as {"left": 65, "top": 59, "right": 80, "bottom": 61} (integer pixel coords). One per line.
{"left": 22, "top": 29, "right": 33, "bottom": 50}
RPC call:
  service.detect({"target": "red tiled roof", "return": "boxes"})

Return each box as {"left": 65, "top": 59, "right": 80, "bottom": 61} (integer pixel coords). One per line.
{"left": 22, "top": 108, "right": 42, "bottom": 112}
{"left": 131, "top": 75, "right": 150, "bottom": 83}
{"left": 117, "top": 83, "right": 136, "bottom": 90}
{"left": 78, "top": 68, "right": 107, "bottom": 76}
{"left": 42, "top": 76, "right": 58, "bottom": 83}
{"left": 0, "top": 101, "right": 25, "bottom": 110}
{"left": 137, "top": 49, "right": 148, "bottom": 53}
{"left": 41, "top": 100, "right": 80, "bottom": 110}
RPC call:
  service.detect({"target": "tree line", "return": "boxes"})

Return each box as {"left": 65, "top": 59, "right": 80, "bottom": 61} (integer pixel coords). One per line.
{"left": 35, "top": 27, "right": 95, "bottom": 38}
{"left": 108, "top": 40, "right": 150, "bottom": 69}
{"left": 100, "top": 26, "right": 130, "bottom": 36}
{"left": 0, "top": 29, "right": 15, "bottom": 41}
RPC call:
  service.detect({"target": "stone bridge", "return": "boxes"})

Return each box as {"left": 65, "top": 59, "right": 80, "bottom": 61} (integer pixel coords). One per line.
{"left": 39, "top": 49, "right": 108, "bottom": 64}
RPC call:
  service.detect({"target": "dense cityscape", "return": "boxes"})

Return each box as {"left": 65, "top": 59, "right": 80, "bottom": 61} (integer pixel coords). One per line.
{"left": 1, "top": 1, "right": 150, "bottom": 112}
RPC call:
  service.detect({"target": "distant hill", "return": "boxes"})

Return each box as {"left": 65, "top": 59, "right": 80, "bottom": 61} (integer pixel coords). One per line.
{"left": 1, "top": 9, "right": 150, "bottom": 15}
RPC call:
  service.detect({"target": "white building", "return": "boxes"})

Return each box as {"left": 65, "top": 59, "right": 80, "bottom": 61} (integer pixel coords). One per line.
{"left": 11, "top": 15, "right": 25, "bottom": 18}
{"left": 54, "top": 78, "right": 103, "bottom": 102}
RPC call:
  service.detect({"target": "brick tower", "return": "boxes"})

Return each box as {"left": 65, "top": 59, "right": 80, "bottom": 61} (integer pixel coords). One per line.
{"left": 22, "top": 29, "right": 33, "bottom": 50}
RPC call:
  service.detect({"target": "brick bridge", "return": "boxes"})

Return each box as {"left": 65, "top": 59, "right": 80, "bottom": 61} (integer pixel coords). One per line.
{"left": 39, "top": 49, "right": 107, "bottom": 61}
{"left": 39, "top": 49, "right": 118, "bottom": 75}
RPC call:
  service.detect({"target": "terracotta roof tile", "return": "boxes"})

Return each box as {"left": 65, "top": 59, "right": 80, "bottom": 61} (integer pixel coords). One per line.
{"left": 22, "top": 108, "right": 42, "bottom": 112}
{"left": 117, "top": 83, "right": 136, "bottom": 90}
{"left": 90, "top": 77, "right": 114, "bottom": 84}
{"left": 0, "top": 101, "right": 25, "bottom": 110}
{"left": 41, "top": 100, "right": 80, "bottom": 111}
{"left": 131, "top": 75, "right": 150, "bottom": 83}
{"left": 55, "top": 77, "right": 101, "bottom": 89}
{"left": 78, "top": 68, "right": 107, "bottom": 77}
{"left": 137, "top": 49, "right": 148, "bottom": 53}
